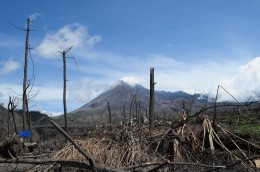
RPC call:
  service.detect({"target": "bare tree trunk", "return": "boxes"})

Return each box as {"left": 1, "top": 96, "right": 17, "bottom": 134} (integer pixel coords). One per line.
{"left": 182, "top": 101, "right": 187, "bottom": 120}
{"left": 22, "top": 18, "right": 30, "bottom": 131}
{"left": 8, "top": 97, "right": 18, "bottom": 134}
{"left": 129, "top": 94, "right": 136, "bottom": 119}
{"left": 62, "top": 51, "right": 68, "bottom": 134}
{"left": 135, "top": 98, "right": 138, "bottom": 119}
{"left": 149, "top": 67, "right": 155, "bottom": 131}
{"left": 12, "top": 111, "right": 17, "bottom": 134}
{"left": 26, "top": 99, "right": 32, "bottom": 142}
{"left": 213, "top": 85, "right": 220, "bottom": 130}
{"left": 7, "top": 111, "right": 10, "bottom": 137}
{"left": 108, "top": 101, "right": 111, "bottom": 128}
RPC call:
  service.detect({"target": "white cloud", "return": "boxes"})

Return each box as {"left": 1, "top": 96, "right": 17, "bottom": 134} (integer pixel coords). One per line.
{"left": 218, "top": 57, "right": 260, "bottom": 101}
{"left": 29, "top": 12, "right": 43, "bottom": 21}
{"left": 41, "top": 110, "right": 63, "bottom": 117}
{"left": 75, "top": 52, "right": 237, "bottom": 95}
{"left": 120, "top": 76, "right": 143, "bottom": 86}
{"left": 36, "top": 23, "right": 102, "bottom": 58}
{"left": 72, "top": 49, "right": 259, "bottom": 104}
{"left": 0, "top": 58, "right": 20, "bottom": 74}
{"left": 86, "top": 35, "right": 102, "bottom": 47}
{"left": 68, "top": 78, "right": 109, "bottom": 103}
{"left": 36, "top": 86, "right": 63, "bottom": 101}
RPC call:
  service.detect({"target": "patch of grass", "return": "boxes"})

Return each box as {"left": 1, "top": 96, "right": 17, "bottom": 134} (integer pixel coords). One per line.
{"left": 234, "top": 124, "right": 260, "bottom": 136}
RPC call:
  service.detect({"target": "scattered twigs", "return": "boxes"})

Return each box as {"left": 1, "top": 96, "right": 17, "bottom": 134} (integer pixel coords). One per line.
{"left": 0, "top": 159, "right": 84, "bottom": 167}
{"left": 8, "top": 150, "right": 16, "bottom": 159}
{"left": 124, "top": 161, "right": 225, "bottom": 171}
{"left": 205, "top": 155, "right": 260, "bottom": 172}
{"left": 10, "top": 114, "right": 257, "bottom": 172}
{"left": 217, "top": 125, "right": 256, "bottom": 167}
{"left": 153, "top": 128, "right": 171, "bottom": 154}
{"left": 124, "top": 155, "right": 260, "bottom": 172}
{"left": 48, "top": 118, "right": 95, "bottom": 169}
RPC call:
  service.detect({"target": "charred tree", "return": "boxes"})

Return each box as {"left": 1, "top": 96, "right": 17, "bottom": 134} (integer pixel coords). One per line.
{"left": 8, "top": 96, "right": 18, "bottom": 134}
{"left": 62, "top": 50, "right": 68, "bottom": 133}
{"left": 213, "top": 85, "right": 220, "bottom": 130}
{"left": 22, "top": 17, "right": 30, "bottom": 130}
{"left": 108, "top": 101, "right": 112, "bottom": 128}
{"left": 58, "top": 46, "right": 77, "bottom": 134}
{"left": 149, "top": 67, "right": 155, "bottom": 131}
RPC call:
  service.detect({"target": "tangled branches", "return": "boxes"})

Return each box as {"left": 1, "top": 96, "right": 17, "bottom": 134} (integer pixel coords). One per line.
{"left": 1, "top": 115, "right": 259, "bottom": 172}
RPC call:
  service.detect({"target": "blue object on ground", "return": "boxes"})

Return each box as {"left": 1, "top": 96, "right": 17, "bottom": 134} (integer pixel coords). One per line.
{"left": 19, "top": 130, "right": 31, "bottom": 138}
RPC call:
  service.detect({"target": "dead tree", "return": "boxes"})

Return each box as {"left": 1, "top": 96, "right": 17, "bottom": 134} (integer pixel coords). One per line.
{"left": 58, "top": 46, "right": 77, "bottom": 134}
{"left": 213, "top": 85, "right": 220, "bottom": 129}
{"left": 108, "top": 101, "right": 112, "bottom": 128}
{"left": 21, "top": 17, "right": 31, "bottom": 130}
{"left": 8, "top": 96, "right": 18, "bottom": 135}
{"left": 149, "top": 67, "right": 155, "bottom": 131}
{"left": 9, "top": 17, "right": 38, "bottom": 138}
{"left": 63, "top": 50, "right": 68, "bottom": 133}
{"left": 9, "top": 17, "right": 32, "bottom": 131}
{"left": 129, "top": 94, "right": 137, "bottom": 119}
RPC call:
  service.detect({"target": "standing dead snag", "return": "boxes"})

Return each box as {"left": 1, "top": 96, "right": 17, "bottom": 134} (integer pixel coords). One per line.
{"left": 9, "top": 17, "right": 38, "bottom": 140}
{"left": 149, "top": 67, "right": 155, "bottom": 131}
{"left": 213, "top": 85, "right": 220, "bottom": 130}
{"left": 22, "top": 17, "right": 31, "bottom": 131}
{"left": 108, "top": 101, "right": 112, "bottom": 129}
{"left": 8, "top": 96, "right": 18, "bottom": 135}
{"left": 58, "top": 46, "right": 77, "bottom": 134}
{"left": 62, "top": 50, "right": 68, "bottom": 134}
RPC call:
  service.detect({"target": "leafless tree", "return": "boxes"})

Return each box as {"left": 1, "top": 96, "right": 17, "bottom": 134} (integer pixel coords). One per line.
{"left": 9, "top": 17, "right": 36, "bottom": 132}
{"left": 149, "top": 67, "right": 155, "bottom": 131}
{"left": 8, "top": 96, "right": 18, "bottom": 135}
{"left": 58, "top": 46, "right": 77, "bottom": 134}
{"left": 108, "top": 101, "right": 112, "bottom": 129}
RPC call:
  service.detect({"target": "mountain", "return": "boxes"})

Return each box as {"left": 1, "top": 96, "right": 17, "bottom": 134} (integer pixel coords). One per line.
{"left": 0, "top": 105, "right": 8, "bottom": 140}
{"left": 68, "top": 80, "right": 208, "bottom": 124}
{"left": 0, "top": 104, "right": 21, "bottom": 139}
{"left": 0, "top": 104, "right": 49, "bottom": 140}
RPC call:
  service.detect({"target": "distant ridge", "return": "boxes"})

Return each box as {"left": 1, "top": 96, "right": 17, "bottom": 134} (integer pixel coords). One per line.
{"left": 68, "top": 80, "right": 208, "bottom": 124}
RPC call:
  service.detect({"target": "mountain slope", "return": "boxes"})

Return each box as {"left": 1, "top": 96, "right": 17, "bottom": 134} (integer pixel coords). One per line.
{"left": 68, "top": 80, "right": 208, "bottom": 124}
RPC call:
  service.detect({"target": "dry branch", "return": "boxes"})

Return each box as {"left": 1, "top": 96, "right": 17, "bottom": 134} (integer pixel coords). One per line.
{"left": 0, "top": 159, "right": 123, "bottom": 172}
{"left": 48, "top": 119, "right": 95, "bottom": 168}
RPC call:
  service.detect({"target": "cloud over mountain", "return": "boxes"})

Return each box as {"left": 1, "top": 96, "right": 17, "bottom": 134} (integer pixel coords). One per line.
{"left": 218, "top": 57, "right": 260, "bottom": 101}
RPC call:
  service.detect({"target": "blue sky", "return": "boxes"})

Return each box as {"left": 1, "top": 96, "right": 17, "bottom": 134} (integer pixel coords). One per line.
{"left": 1, "top": 0, "right": 260, "bottom": 115}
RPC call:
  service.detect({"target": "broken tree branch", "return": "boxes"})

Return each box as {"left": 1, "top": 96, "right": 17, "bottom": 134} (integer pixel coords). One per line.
{"left": 205, "top": 155, "right": 260, "bottom": 172}
{"left": 48, "top": 118, "right": 95, "bottom": 169}
{"left": 0, "top": 159, "right": 124, "bottom": 172}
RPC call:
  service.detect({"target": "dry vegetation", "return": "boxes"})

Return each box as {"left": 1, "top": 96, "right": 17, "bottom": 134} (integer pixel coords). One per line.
{"left": 0, "top": 111, "right": 259, "bottom": 172}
